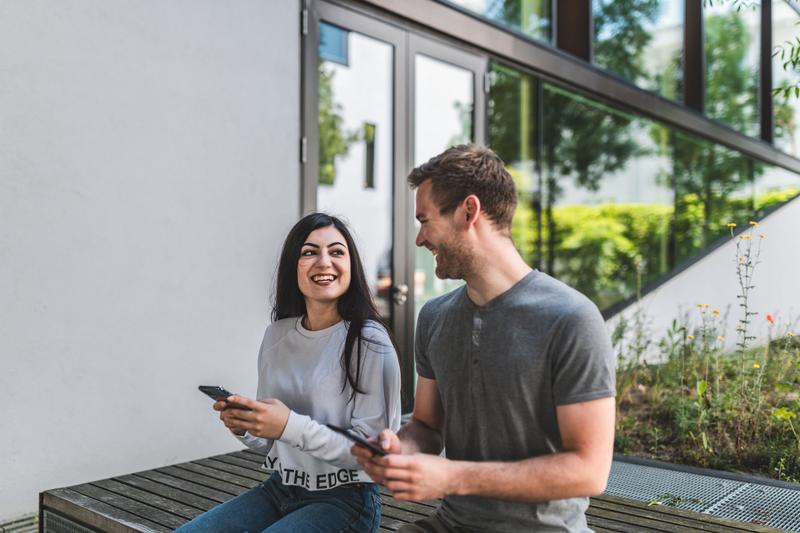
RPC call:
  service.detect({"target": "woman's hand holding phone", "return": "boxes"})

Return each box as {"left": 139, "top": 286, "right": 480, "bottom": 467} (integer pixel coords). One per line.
{"left": 219, "top": 396, "right": 290, "bottom": 440}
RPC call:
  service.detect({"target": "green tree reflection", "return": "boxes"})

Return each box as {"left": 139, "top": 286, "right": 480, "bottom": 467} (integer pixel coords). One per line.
{"left": 319, "top": 64, "right": 359, "bottom": 186}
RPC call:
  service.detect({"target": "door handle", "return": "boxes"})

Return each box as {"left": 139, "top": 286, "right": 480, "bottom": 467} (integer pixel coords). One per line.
{"left": 392, "top": 284, "right": 409, "bottom": 305}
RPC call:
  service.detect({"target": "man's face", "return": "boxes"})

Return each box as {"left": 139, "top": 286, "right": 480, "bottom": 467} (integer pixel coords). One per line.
{"left": 415, "top": 180, "right": 471, "bottom": 280}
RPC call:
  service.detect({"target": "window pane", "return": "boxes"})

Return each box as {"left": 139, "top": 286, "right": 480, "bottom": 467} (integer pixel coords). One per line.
{"left": 772, "top": 0, "right": 800, "bottom": 157}
{"left": 488, "top": 62, "right": 800, "bottom": 312}
{"left": 443, "top": 0, "right": 551, "bottom": 42}
{"left": 317, "top": 23, "right": 394, "bottom": 319}
{"left": 593, "top": 0, "right": 684, "bottom": 101}
{"left": 413, "top": 54, "right": 474, "bottom": 317}
{"left": 704, "top": 2, "right": 760, "bottom": 136}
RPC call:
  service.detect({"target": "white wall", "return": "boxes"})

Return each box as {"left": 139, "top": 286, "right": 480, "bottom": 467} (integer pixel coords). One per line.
{"left": 0, "top": 0, "right": 300, "bottom": 519}
{"left": 609, "top": 197, "right": 800, "bottom": 361}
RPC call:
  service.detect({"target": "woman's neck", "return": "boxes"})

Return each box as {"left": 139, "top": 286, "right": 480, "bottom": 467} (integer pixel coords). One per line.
{"left": 303, "top": 301, "right": 342, "bottom": 331}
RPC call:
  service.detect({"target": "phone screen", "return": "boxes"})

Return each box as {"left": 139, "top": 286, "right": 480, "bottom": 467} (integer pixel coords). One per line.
{"left": 326, "top": 424, "right": 388, "bottom": 456}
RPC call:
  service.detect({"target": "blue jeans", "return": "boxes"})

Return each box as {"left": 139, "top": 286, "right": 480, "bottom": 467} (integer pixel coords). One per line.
{"left": 174, "top": 472, "right": 381, "bottom": 532}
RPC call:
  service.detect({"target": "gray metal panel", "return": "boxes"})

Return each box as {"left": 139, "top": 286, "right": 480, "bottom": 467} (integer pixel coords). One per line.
{"left": 43, "top": 510, "right": 96, "bottom": 533}
{"left": 607, "top": 460, "right": 800, "bottom": 531}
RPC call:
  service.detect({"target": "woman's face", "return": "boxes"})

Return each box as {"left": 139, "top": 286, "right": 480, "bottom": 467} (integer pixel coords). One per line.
{"left": 297, "top": 225, "right": 352, "bottom": 307}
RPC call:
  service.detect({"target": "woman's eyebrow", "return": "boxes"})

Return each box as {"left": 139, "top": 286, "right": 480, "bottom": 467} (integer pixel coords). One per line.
{"left": 302, "top": 242, "right": 320, "bottom": 248}
{"left": 327, "top": 241, "right": 346, "bottom": 248}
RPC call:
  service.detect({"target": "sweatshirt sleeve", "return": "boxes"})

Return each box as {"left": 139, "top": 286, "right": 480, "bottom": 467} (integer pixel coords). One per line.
{"left": 278, "top": 324, "right": 401, "bottom": 469}
{"left": 232, "top": 324, "right": 276, "bottom": 456}
{"left": 235, "top": 431, "right": 274, "bottom": 455}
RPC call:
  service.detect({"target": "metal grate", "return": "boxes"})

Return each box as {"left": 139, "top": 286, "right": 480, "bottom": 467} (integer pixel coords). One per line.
{"left": 606, "top": 460, "right": 743, "bottom": 512}
{"left": 706, "top": 483, "right": 800, "bottom": 531}
{"left": 606, "top": 460, "right": 800, "bottom": 531}
{"left": 42, "top": 510, "right": 96, "bottom": 533}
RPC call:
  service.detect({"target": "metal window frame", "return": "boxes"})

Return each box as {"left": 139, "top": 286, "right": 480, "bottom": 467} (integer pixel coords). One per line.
{"left": 357, "top": 0, "right": 800, "bottom": 175}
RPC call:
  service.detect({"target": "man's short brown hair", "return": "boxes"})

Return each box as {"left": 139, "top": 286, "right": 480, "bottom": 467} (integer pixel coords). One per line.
{"left": 408, "top": 144, "right": 517, "bottom": 232}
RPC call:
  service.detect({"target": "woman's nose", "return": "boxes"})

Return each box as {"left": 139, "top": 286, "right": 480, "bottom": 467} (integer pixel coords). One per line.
{"left": 316, "top": 251, "right": 332, "bottom": 266}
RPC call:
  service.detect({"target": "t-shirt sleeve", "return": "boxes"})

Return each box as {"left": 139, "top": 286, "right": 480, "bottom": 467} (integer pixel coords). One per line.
{"left": 549, "top": 299, "right": 616, "bottom": 405}
{"left": 414, "top": 303, "right": 435, "bottom": 379}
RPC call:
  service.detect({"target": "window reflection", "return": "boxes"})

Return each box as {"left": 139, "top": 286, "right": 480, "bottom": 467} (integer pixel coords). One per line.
{"left": 593, "top": 0, "right": 684, "bottom": 101}
{"left": 317, "top": 23, "right": 394, "bottom": 319}
{"left": 488, "top": 61, "right": 800, "bottom": 311}
{"left": 444, "top": 0, "right": 551, "bottom": 42}
{"left": 704, "top": 1, "right": 760, "bottom": 136}
{"left": 772, "top": 0, "right": 800, "bottom": 157}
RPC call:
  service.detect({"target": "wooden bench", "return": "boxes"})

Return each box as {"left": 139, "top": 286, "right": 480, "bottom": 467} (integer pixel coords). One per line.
{"left": 40, "top": 450, "right": 788, "bottom": 532}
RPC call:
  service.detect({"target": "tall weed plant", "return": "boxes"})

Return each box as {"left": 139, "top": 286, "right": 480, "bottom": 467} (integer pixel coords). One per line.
{"left": 615, "top": 222, "right": 800, "bottom": 481}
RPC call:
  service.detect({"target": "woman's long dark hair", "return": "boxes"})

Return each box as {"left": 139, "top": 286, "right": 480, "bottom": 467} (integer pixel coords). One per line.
{"left": 272, "top": 213, "right": 398, "bottom": 399}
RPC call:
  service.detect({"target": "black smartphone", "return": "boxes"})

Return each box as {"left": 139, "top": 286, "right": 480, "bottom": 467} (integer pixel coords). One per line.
{"left": 326, "top": 424, "right": 388, "bottom": 456}
{"left": 198, "top": 385, "right": 253, "bottom": 411}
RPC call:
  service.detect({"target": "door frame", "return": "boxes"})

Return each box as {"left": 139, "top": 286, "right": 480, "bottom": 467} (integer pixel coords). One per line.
{"left": 302, "top": 0, "right": 488, "bottom": 412}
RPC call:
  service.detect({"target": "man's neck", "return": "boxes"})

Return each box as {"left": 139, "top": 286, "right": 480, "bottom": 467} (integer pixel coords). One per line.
{"left": 464, "top": 240, "right": 532, "bottom": 307}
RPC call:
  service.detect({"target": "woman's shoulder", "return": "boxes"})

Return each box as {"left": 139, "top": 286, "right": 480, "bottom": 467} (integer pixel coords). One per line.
{"left": 262, "top": 316, "right": 299, "bottom": 343}
{"left": 357, "top": 320, "right": 395, "bottom": 353}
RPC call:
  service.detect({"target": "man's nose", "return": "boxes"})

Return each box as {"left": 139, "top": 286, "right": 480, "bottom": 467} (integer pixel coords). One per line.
{"left": 415, "top": 229, "right": 425, "bottom": 248}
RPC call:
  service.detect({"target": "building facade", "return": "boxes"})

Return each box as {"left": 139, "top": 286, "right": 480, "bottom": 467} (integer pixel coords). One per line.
{"left": 2, "top": 0, "right": 799, "bottom": 520}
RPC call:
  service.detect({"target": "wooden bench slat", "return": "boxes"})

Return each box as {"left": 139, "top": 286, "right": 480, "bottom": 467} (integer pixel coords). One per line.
{"left": 93, "top": 479, "right": 204, "bottom": 521}
{"left": 42, "top": 488, "right": 168, "bottom": 533}
{"left": 114, "top": 474, "right": 219, "bottom": 512}
{"left": 230, "top": 449, "right": 267, "bottom": 465}
{"left": 155, "top": 466, "right": 248, "bottom": 497}
{"left": 209, "top": 453, "right": 267, "bottom": 472}
{"left": 135, "top": 469, "right": 235, "bottom": 504}
{"left": 170, "top": 462, "right": 259, "bottom": 489}
{"left": 193, "top": 457, "right": 267, "bottom": 482}
{"left": 587, "top": 505, "right": 696, "bottom": 533}
{"left": 70, "top": 483, "right": 186, "bottom": 531}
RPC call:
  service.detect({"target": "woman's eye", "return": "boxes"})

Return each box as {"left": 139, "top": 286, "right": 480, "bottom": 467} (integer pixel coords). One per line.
{"left": 331, "top": 249, "right": 344, "bottom": 256}
{"left": 301, "top": 250, "right": 315, "bottom": 256}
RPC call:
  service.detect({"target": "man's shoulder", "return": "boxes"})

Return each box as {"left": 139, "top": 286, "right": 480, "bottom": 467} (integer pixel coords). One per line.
{"left": 418, "top": 285, "right": 466, "bottom": 322}
{"left": 510, "top": 271, "right": 602, "bottom": 325}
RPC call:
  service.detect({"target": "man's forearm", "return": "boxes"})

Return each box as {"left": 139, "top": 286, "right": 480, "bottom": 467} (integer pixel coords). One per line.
{"left": 451, "top": 450, "right": 610, "bottom": 502}
{"left": 397, "top": 417, "right": 443, "bottom": 455}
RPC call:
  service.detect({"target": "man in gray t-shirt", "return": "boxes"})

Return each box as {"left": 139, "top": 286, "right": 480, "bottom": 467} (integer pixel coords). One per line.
{"left": 352, "top": 144, "right": 616, "bottom": 532}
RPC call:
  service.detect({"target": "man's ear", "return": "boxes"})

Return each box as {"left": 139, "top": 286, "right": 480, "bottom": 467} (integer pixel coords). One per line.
{"left": 463, "top": 195, "right": 481, "bottom": 227}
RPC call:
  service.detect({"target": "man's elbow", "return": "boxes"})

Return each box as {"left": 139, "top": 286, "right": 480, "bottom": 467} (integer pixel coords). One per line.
{"left": 584, "top": 475, "right": 608, "bottom": 496}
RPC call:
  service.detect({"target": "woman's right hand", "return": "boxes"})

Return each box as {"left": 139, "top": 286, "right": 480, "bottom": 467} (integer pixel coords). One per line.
{"left": 214, "top": 400, "right": 246, "bottom": 436}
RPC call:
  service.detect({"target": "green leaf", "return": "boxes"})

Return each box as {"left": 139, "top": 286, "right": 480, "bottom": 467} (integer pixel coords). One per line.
{"left": 773, "top": 407, "right": 797, "bottom": 421}
{"left": 697, "top": 379, "right": 708, "bottom": 397}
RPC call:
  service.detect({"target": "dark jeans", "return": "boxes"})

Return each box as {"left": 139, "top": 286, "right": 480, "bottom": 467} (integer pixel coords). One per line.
{"left": 173, "top": 471, "right": 381, "bottom": 532}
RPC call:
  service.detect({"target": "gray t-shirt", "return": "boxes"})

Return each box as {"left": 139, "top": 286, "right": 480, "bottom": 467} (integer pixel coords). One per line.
{"left": 415, "top": 270, "right": 615, "bottom": 532}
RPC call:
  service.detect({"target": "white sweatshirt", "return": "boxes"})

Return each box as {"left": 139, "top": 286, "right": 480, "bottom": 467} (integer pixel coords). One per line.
{"left": 237, "top": 317, "right": 401, "bottom": 490}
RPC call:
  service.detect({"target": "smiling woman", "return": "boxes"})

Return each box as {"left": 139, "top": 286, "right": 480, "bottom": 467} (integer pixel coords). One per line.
{"left": 175, "top": 213, "right": 402, "bottom": 533}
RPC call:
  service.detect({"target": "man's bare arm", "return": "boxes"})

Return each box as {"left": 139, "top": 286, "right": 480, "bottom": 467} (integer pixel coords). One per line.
{"left": 397, "top": 376, "right": 445, "bottom": 454}
{"left": 381, "top": 396, "right": 615, "bottom": 502}
{"left": 452, "top": 397, "right": 615, "bottom": 500}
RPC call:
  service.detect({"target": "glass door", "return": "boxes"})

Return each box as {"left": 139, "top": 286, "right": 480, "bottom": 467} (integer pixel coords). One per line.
{"left": 304, "top": 2, "right": 487, "bottom": 410}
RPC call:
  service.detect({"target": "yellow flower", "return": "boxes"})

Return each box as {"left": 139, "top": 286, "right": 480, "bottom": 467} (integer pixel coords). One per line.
{"left": 749, "top": 220, "right": 760, "bottom": 227}
{"left": 760, "top": 233, "right": 765, "bottom": 239}
{"left": 712, "top": 309, "right": 720, "bottom": 316}
{"left": 687, "top": 335, "right": 695, "bottom": 340}
{"left": 753, "top": 363, "right": 761, "bottom": 369}
{"left": 789, "top": 332, "right": 796, "bottom": 337}
{"left": 727, "top": 223, "right": 737, "bottom": 228}
{"left": 739, "top": 235, "right": 752, "bottom": 240}
{"left": 717, "top": 335, "right": 725, "bottom": 342}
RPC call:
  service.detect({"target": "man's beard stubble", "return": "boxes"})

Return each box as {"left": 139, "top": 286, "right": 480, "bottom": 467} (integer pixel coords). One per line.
{"left": 434, "top": 236, "right": 480, "bottom": 281}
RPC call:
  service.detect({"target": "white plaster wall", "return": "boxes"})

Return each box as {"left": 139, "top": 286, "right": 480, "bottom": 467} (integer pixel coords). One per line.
{"left": 608, "top": 197, "right": 800, "bottom": 360}
{"left": 0, "top": 0, "right": 300, "bottom": 519}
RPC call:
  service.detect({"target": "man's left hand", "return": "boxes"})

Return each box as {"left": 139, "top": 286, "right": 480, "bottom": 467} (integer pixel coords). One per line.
{"left": 376, "top": 453, "right": 463, "bottom": 501}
